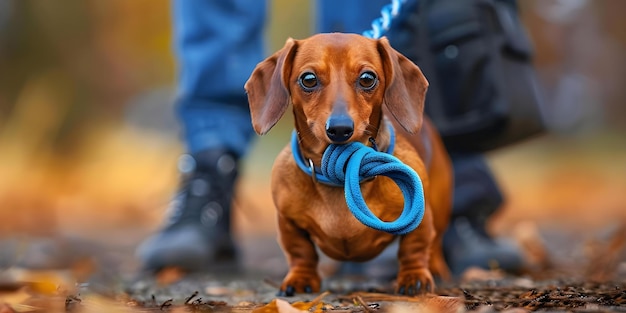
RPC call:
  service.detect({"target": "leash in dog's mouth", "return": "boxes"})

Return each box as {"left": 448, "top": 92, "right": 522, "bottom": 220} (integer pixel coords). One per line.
{"left": 291, "top": 124, "right": 425, "bottom": 235}
{"left": 291, "top": 124, "right": 395, "bottom": 186}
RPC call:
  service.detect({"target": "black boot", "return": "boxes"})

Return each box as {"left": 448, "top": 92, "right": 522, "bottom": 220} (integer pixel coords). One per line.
{"left": 136, "top": 149, "right": 239, "bottom": 272}
{"left": 443, "top": 153, "right": 524, "bottom": 276}
{"left": 443, "top": 216, "right": 523, "bottom": 276}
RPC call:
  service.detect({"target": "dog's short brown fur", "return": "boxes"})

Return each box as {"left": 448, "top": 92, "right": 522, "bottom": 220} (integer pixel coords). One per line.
{"left": 245, "top": 33, "right": 452, "bottom": 295}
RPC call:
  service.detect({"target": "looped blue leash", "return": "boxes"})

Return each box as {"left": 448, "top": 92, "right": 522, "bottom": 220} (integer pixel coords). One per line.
{"left": 320, "top": 141, "right": 425, "bottom": 235}
{"left": 291, "top": 125, "right": 426, "bottom": 236}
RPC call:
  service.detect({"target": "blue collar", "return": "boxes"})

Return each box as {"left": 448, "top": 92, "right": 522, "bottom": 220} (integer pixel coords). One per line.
{"left": 291, "top": 123, "right": 396, "bottom": 186}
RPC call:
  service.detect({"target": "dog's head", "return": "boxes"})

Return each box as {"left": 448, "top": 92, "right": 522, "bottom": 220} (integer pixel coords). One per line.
{"left": 245, "top": 33, "right": 428, "bottom": 152}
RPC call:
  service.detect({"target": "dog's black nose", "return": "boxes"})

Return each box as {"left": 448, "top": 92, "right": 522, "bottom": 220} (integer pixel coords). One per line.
{"left": 325, "top": 115, "right": 354, "bottom": 142}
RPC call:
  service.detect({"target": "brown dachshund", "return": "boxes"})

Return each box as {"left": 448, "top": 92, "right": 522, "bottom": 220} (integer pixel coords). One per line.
{"left": 245, "top": 33, "right": 452, "bottom": 296}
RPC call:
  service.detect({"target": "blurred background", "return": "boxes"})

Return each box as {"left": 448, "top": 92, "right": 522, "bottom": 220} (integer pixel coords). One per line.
{"left": 0, "top": 0, "right": 625, "bottom": 278}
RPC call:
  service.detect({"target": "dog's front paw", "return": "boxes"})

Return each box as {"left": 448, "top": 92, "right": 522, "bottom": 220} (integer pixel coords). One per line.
{"left": 278, "top": 269, "right": 321, "bottom": 297}
{"left": 395, "top": 268, "right": 435, "bottom": 296}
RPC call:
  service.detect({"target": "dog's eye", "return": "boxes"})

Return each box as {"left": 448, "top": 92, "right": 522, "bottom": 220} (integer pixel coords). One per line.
{"left": 358, "top": 72, "right": 378, "bottom": 90}
{"left": 299, "top": 72, "right": 318, "bottom": 91}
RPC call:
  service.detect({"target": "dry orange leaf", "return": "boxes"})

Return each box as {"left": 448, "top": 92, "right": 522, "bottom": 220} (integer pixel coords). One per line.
{"left": 0, "top": 288, "right": 30, "bottom": 306}
{"left": 342, "top": 292, "right": 465, "bottom": 313}
{"left": 460, "top": 267, "right": 505, "bottom": 282}
{"left": 252, "top": 292, "right": 329, "bottom": 313}
{"left": 384, "top": 296, "right": 465, "bottom": 313}
{"left": 155, "top": 267, "right": 185, "bottom": 286}
{"left": 257, "top": 299, "right": 325, "bottom": 313}
{"left": 0, "top": 288, "right": 39, "bottom": 313}
{"left": 10, "top": 269, "right": 75, "bottom": 296}
{"left": 0, "top": 303, "right": 15, "bottom": 313}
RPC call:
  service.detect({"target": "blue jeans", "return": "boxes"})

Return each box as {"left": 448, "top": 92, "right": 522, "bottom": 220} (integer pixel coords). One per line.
{"left": 172, "top": 0, "right": 265, "bottom": 156}
{"left": 173, "top": 0, "right": 391, "bottom": 156}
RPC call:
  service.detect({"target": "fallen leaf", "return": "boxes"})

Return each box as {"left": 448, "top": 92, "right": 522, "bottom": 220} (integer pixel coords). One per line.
{"left": 252, "top": 296, "right": 328, "bottom": 313}
{"left": 421, "top": 296, "right": 466, "bottom": 313}
{"left": 9, "top": 304, "right": 37, "bottom": 313}
{"left": 0, "top": 303, "right": 15, "bottom": 313}
{"left": 155, "top": 267, "right": 185, "bottom": 285}
{"left": 252, "top": 299, "right": 279, "bottom": 313}
{"left": 276, "top": 299, "right": 307, "bottom": 313}
{"left": 78, "top": 294, "right": 141, "bottom": 313}
{"left": 205, "top": 286, "right": 232, "bottom": 296}
{"left": 585, "top": 224, "right": 626, "bottom": 281}
{"left": 9, "top": 269, "right": 75, "bottom": 295}
{"left": 0, "top": 288, "right": 30, "bottom": 307}
{"left": 460, "top": 267, "right": 504, "bottom": 282}
{"left": 341, "top": 292, "right": 465, "bottom": 313}
{"left": 237, "top": 301, "right": 256, "bottom": 307}
{"left": 385, "top": 296, "right": 465, "bottom": 313}
{"left": 513, "top": 221, "right": 551, "bottom": 270}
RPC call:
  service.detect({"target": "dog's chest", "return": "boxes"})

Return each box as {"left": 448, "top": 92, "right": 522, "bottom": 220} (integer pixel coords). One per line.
{"left": 272, "top": 156, "right": 404, "bottom": 260}
{"left": 294, "top": 185, "right": 400, "bottom": 261}
{"left": 286, "top": 186, "right": 357, "bottom": 227}
{"left": 311, "top": 207, "right": 395, "bottom": 261}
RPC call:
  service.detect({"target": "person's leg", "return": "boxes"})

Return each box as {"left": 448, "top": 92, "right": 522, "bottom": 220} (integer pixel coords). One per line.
{"left": 315, "top": 0, "right": 390, "bottom": 34}
{"left": 385, "top": 0, "right": 525, "bottom": 276}
{"left": 137, "top": 0, "right": 266, "bottom": 272}
{"left": 375, "top": 0, "right": 525, "bottom": 277}
{"left": 442, "top": 153, "right": 523, "bottom": 276}
{"left": 175, "top": 0, "right": 263, "bottom": 156}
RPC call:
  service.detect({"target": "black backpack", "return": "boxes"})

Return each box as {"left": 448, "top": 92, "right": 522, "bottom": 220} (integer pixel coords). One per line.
{"left": 388, "top": 0, "right": 545, "bottom": 152}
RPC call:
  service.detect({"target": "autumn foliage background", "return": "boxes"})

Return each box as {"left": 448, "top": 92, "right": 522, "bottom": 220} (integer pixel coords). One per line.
{"left": 0, "top": 0, "right": 625, "bottom": 276}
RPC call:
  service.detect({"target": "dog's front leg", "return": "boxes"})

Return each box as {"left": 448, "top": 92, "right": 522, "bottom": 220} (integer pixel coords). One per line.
{"left": 396, "top": 205, "right": 436, "bottom": 295}
{"left": 277, "top": 213, "right": 321, "bottom": 296}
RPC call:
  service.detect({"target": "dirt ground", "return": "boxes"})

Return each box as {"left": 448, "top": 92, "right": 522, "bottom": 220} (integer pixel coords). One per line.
{"left": 0, "top": 128, "right": 625, "bottom": 312}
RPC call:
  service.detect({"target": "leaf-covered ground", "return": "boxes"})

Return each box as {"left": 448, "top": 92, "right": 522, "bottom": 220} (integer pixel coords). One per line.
{"left": 1, "top": 133, "right": 625, "bottom": 312}
{"left": 2, "top": 223, "right": 624, "bottom": 313}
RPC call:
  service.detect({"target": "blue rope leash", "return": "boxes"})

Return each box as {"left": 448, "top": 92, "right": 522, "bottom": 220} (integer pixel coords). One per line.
{"left": 291, "top": 128, "right": 425, "bottom": 235}
{"left": 362, "top": 0, "right": 407, "bottom": 39}
{"left": 319, "top": 141, "right": 425, "bottom": 236}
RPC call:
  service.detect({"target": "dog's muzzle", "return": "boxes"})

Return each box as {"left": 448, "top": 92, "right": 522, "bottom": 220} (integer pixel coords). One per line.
{"left": 325, "top": 115, "right": 354, "bottom": 143}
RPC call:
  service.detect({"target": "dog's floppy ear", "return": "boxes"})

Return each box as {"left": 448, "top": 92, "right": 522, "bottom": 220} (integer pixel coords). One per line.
{"left": 245, "top": 38, "right": 298, "bottom": 135}
{"left": 377, "top": 37, "right": 428, "bottom": 134}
